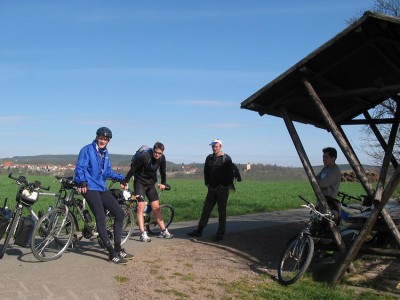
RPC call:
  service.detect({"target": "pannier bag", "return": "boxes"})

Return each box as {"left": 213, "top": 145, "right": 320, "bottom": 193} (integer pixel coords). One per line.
{"left": 14, "top": 215, "right": 35, "bottom": 247}
{"left": 0, "top": 212, "right": 9, "bottom": 240}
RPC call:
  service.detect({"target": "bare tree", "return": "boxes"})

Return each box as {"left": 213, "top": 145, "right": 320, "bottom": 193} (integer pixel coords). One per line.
{"left": 347, "top": 1, "right": 400, "bottom": 166}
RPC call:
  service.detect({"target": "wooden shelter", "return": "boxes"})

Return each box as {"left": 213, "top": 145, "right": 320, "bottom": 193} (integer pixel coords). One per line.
{"left": 241, "top": 11, "right": 400, "bottom": 284}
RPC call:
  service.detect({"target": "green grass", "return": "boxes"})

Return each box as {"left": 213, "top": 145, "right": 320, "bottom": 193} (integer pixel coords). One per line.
{"left": 0, "top": 174, "right": 366, "bottom": 222}
{"left": 114, "top": 275, "right": 129, "bottom": 283}
{"left": 222, "top": 276, "right": 397, "bottom": 300}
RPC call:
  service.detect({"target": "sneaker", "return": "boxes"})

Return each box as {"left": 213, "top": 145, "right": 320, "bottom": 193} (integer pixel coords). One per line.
{"left": 118, "top": 249, "right": 134, "bottom": 260}
{"left": 109, "top": 255, "right": 128, "bottom": 265}
{"left": 140, "top": 231, "right": 151, "bottom": 242}
{"left": 187, "top": 229, "right": 202, "bottom": 237}
{"left": 160, "top": 228, "right": 173, "bottom": 239}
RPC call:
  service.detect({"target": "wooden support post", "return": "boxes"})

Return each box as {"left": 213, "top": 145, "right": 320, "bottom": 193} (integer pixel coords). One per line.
{"left": 363, "top": 111, "right": 399, "bottom": 169}
{"left": 373, "top": 104, "right": 400, "bottom": 247}
{"left": 302, "top": 78, "right": 374, "bottom": 196}
{"left": 280, "top": 107, "right": 345, "bottom": 252}
{"left": 332, "top": 166, "right": 400, "bottom": 284}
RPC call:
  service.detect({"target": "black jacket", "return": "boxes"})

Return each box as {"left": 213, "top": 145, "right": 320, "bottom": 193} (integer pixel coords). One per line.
{"left": 123, "top": 150, "right": 166, "bottom": 186}
{"left": 204, "top": 153, "right": 234, "bottom": 188}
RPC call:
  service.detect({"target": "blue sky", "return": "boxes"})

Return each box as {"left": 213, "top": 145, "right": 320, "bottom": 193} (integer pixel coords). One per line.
{"left": 1, "top": 1, "right": 374, "bottom": 167}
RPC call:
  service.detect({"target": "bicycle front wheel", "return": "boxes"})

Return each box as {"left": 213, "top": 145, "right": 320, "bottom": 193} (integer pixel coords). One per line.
{"left": 147, "top": 204, "right": 174, "bottom": 235}
{"left": 120, "top": 204, "right": 134, "bottom": 245}
{"left": 31, "top": 208, "right": 74, "bottom": 262}
{"left": 278, "top": 234, "right": 314, "bottom": 285}
{"left": 0, "top": 213, "right": 20, "bottom": 259}
{"left": 98, "top": 204, "right": 134, "bottom": 249}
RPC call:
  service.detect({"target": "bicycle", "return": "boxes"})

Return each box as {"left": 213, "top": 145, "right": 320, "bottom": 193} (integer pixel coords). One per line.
{"left": 115, "top": 184, "right": 174, "bottom": 235}
{"left": 277, "top": 195, "right": 335, "bottom": 286}
{"left": 0, "top": 173, "right": 50, "bottom": 259}
{"left": 31, "top": 176, "right": 134, "bottom": 261}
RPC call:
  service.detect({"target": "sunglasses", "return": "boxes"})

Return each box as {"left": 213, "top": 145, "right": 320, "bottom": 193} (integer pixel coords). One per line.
{"left": 154, "top": 151, "right": 163, "bottom": 155}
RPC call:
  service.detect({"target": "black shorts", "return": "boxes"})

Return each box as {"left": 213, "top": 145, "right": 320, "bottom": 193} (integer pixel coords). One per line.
{"left": 134, "top": 182, "right": 158, "bottom": 203}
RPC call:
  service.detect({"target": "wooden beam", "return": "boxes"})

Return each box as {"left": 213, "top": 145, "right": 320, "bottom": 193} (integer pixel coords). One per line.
{"left": 332, "top": 166, "right": 400, "bottom": 284}
{"left": 363, "top": 111, "right": 399, "bottom": 169}
{"left": 302, "top": 78, "right": 374, "bottom": 195}
{"left": 280, "top": 107, "right": 345, "bottom": 252}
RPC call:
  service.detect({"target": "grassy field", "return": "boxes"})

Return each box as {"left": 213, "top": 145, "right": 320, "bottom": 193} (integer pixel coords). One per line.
{"left": 0, "top": 173, "right": 367, "bottom": 222}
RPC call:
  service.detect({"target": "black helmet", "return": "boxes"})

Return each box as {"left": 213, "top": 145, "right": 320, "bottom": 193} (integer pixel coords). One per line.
{"left": 96, "top": 127, "right": 112, "bottom": 139}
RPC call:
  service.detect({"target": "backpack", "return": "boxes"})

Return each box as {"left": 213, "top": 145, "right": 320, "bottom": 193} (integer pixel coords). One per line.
{"left": 131, "top": 145, "right": 152, "bottom": 167}
{"left": 221, "top": 154, "right": 242, "bottom": 183}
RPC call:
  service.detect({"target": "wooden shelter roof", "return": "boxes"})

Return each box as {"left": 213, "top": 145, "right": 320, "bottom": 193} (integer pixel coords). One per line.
{"left": 240, "top": 12, "right": 400, "bottom": 129}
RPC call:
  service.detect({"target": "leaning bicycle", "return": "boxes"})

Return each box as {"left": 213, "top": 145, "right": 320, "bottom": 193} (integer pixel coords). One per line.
{"left": 31, "top": 176, "right": 134, "bottom": 261}
{"left": 277, "top": 195, "right": 335, "bottom": 286}
{"left": 113, "top": 184, "right": 174, "bottom": 235}
{"left": 0, "top": 173, "right": 50, "bottom": 259}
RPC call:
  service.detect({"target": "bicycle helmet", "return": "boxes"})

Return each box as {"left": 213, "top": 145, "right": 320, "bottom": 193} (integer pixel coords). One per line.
{"left": 96, "top": 127, "right": 112, "bottom": 139}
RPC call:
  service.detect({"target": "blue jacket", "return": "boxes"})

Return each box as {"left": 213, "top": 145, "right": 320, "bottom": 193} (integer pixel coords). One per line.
{"left": 74, "top": 140, "right": 124, "bottom": 192}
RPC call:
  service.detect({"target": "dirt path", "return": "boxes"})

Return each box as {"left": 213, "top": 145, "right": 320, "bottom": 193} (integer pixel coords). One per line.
{"left": 118, "top": 223, "right": 400, "bottom": 299}
{"left": 118, "top": 223, "right": 301, "bottom": 299}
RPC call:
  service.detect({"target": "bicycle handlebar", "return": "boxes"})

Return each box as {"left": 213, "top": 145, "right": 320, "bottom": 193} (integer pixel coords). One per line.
{"left": 338, "top": 191, "right": 363, "bottom": 202}
{"left": 8, "top": 173, "right": 50, "bottom": 190}
{"left": 298, "top": 195, "right": 333, "bottom": 222}
{"left": 161, "top": 184, "right": 171, "bottom": 191}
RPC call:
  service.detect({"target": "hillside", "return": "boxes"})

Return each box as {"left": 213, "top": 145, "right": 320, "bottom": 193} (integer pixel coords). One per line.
{"left": 0, "top": 154, "right": 380, "bottom": 181}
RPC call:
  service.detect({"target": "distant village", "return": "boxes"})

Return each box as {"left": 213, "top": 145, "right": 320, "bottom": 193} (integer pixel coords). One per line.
{"left": 0, "top": 160, "right": 253, "bottom": 179}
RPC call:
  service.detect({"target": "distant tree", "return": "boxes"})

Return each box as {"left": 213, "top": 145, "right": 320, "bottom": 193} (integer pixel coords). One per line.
{"left": 347, "top": 0, "right": 400, "bottom": 165}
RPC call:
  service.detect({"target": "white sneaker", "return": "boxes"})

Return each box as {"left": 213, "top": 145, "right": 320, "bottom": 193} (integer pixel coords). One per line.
{"left": 140, "top": 231, "right": 151, "bottom": 242}
{"left": 160, "top": 228, "right": 173, "bottom": 239}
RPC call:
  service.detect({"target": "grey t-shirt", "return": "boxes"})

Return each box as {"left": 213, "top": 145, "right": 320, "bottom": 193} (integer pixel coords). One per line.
{"left": 316, "top": 164, "right": 341, "bottom": 199}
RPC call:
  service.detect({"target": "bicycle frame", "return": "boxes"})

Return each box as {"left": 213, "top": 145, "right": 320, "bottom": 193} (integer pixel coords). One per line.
{"left": 31, "top": 176, "right": 134, "bottom": 261}
{"left": 0, "top": 173, "right": 49, "bottom": 259}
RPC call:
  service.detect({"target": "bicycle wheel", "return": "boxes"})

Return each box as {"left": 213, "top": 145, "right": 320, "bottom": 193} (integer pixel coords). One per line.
{"left": 120, "top": 204, "right": 134, "bottom": 245}
{"left": 98, "top": 204, "right": 134, "bottom": 248}
{"left": 31, "top": 208, "right": 74, "bottom": 262}
{"left": 0, "top": 213, "right": 20, "bottom": 259}
{"left": 147, "top": 204, "right": 174, "bottom": 235}
{"left": 278, "top": 234, "right": 314, "bottom": 285}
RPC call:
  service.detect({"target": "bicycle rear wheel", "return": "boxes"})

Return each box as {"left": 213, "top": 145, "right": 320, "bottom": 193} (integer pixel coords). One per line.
{"left": 31, "top": 208, "right": 74, "bottom": 262}
{"left": 0, "top": 213, "right": 20, "bottom": 259}
{"left": 278, "top": 234, "right": 314, "bottom": 285}
{"left": 147, "top": 204, "right": 174, "bottom": 235}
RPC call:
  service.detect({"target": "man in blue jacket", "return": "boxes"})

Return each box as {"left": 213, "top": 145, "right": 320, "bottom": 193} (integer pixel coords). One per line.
{"left": 74, "top": 127, "right": 133, "bottom": 264}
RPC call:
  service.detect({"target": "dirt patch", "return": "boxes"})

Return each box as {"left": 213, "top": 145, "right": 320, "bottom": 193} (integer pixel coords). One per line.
{"left": 118, "top": 223, "right": 400, "bottom": 299}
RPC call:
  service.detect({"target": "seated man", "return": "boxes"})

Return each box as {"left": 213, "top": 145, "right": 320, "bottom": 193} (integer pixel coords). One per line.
{"left": 316, "top": 147, "right": 342, "bottom": 222}
{"left": 315, "top": 147, "right": 342, "bottom": 264}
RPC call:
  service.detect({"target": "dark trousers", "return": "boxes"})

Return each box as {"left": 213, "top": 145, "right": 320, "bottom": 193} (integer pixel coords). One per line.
{"left": 198, "top": 186, "right": 229, "bottom": 236}
{"left": 84, "top": 190, "right": 124, "bottom": 251}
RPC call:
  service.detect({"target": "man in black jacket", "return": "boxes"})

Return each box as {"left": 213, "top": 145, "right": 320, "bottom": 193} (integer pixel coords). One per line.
{"left": 187, "top": 139, "right": 234, "bottom": 241}
{"left": 121, "top": 142, "right": 173, "bottom": 242}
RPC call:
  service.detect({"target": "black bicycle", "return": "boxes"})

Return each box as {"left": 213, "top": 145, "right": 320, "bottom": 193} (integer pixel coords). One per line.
{"left": 117, "top": 184, "right": 174, "bottom": 235}
{"left": 277, "top": 195, "right": 335, "bottom": 285}
{"left": 0, "top": 173, "right": 50, "bottom": 259}
{"left": 31, "top": 176, "right": 134, "bottom": 261}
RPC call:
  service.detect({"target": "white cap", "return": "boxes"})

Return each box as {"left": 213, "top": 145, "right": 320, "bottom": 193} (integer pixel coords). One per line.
{"left": 210, "top": 139, "right": 222, "bottom": 146}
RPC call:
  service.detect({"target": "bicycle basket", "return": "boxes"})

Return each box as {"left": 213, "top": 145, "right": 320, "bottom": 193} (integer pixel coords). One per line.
{"left": 21, "top": 188, "right": 39, "bottom": 204}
